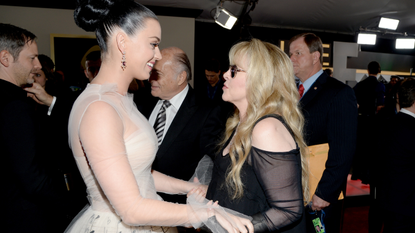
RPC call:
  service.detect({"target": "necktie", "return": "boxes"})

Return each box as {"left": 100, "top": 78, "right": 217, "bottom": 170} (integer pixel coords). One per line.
{"left": 153, "top": 100, "right": 171, "bottom": 145}
{"left": 298, "top": 84, "right": 305, "bottom": 98}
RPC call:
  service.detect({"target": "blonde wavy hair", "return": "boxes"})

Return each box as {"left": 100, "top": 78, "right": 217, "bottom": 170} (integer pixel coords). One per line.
{"left": 221, "top": 38, "right": 309, "bottom": 201}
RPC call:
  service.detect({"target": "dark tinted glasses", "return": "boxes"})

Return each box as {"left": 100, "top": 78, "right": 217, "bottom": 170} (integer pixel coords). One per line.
{"left": 229, "top": 65, "right": 246, "bottom": 78}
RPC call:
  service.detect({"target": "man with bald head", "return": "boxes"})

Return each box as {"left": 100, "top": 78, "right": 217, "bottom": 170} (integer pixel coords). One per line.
{"left": 140, "top": 47, "right": 224, "bottom": 204}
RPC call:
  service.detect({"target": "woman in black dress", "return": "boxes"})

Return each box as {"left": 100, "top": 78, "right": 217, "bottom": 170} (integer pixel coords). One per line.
{"left": 206, "top": 39, "right": 309, "bottom": 233}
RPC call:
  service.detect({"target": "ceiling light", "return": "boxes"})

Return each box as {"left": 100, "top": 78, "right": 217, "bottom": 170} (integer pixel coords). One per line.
{"left": 378, "top": 17, "right": 399, "bottom": 30}
{"left": 396, "top": 38, "right": 415, "bottom": 49}
{"left": 357, "top": 33, "right": 377, "bottom": 45}
{"left": 215, "top": 7, "right": 237, "bottom": 30}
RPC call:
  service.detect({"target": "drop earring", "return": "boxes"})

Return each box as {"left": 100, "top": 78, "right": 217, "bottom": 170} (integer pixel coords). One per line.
{"left": 121, "top": 51, "right": 126, "bottom": 71}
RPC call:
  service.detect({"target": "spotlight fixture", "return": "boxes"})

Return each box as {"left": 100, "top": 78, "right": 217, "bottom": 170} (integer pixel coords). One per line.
{"left": 215, "top": 6, "right": 237, "bottom": 30}
{"left": 396, "top": 38, "right": 415, "bottom": 49}
{"left": 357, "top": 33, "right": 377, "bottom": 45}
{"left": 378, "top": 17, "right": 399, "bottom": 30}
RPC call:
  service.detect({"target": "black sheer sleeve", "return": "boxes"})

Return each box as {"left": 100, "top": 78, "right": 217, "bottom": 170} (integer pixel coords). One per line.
{"left": 249, "top": 146, "right": 303, "bottom": 232}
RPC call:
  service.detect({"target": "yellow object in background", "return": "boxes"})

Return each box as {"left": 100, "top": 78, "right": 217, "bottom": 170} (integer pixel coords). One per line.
{"left": 307, "top": 143, "right": 344, "bottom": 202}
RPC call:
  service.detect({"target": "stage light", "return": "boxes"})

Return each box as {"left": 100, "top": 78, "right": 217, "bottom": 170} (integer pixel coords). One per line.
{"left": 379, "top": 17, "right": 399, "bottom": 30}
{"left": 396, "top": 38, "right": 415, "bottom": 49}
{"left": 215, "top": 7, "right": 237, "bottom": 30}
{"left": 357, "top": 33, "right": 377, "bottom": 45}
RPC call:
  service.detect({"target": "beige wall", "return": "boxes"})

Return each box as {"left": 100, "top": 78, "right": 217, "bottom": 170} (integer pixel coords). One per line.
{"left": 0, "top": 5, "right": 195, "bottom": 85}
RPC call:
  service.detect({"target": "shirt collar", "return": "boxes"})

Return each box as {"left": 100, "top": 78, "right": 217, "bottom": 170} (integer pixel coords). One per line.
{"left": 166, "top": 84, "right": 189, "bottom": 110}
{"left": 298, "top": 69, "right": 323, "bottom": 96}
{"left": 400, "top": 108, "right": 415, "bottom": 118}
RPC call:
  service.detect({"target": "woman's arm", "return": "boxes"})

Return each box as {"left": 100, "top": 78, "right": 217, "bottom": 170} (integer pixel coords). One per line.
{"left": 79, "top": 101, "right": 250, "bottom": 233}
{"left": 249, "top": 117, "right": 304, "bottom": 231}
{"left": 152, "top": 170, "right": 200, "bottom": 195}
{"left": 79, "top": 101, "right": 191, "bottom": 226}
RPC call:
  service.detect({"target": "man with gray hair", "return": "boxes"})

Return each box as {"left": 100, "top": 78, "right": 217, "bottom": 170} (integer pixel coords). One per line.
{"left": 140, "top": 47, "right": 224, "bottom": 204}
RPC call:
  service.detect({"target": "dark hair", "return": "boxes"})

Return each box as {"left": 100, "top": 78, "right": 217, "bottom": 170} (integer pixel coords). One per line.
{"left": 368, "top": 61, "right": 381, "bottom": 75}
{"left": 86, "top": 50, "right": 101, "bottom": 61}
{"left": 174, "top": 52, "right": 192, "bottom": 81}
{"left": 289, "top": 33, "right": 323, "bottom": 64}
{"left": 0, "top": 23, "right": 37, "bottom": 61}
{"left": 324, "top": 68, "right": 332, "bottom": 76}
{"left": 74, "top": 0, "right": 157, "bottom": 53}
{"left": 40, "top": 65, "right": 60, "bottom": 96}
{"left": 398, "top": 78, "right": 415, "bottom": 108}
{"left": 38, "top": 54, "right": 55, "bottom": 71}
{"left": 205, "top": 58, "right": 221, "bottom": 73}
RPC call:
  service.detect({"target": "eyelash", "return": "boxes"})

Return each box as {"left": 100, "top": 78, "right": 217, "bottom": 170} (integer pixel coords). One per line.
{"left": 151, "top": 43, "right": 159, "bottom": 48}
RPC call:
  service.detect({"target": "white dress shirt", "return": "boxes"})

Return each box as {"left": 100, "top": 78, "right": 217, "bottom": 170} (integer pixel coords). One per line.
{"left": 298, "top": 69, "right": 323, "bottom": 99}
{"left": 149, "top": 85, "right": 189, "bottom": 143}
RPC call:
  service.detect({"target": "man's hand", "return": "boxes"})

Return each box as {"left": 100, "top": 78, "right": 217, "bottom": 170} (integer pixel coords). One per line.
{"left": 311, "top": 194, "right": 330, "bottom": 211}
{"left": 25, "top": 83, "right": 53, "bottom": 106}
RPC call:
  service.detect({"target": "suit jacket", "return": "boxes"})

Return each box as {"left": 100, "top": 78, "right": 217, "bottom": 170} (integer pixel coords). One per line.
{"left": 0, "top": 79, "right": 67, "bottom": 232}
{"left": 141, "top": 85, "right": 225, "bottom": 203}
{"left": 378, "top": 111, "right": 415, "bottom": 216}
{"left": 353, "top": 76, "right": 385, "bottom": 116}
{"left": 299, "top": 72, "right": 358, "bottom": 203}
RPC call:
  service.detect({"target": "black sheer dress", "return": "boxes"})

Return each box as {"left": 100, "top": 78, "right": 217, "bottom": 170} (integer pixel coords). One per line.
{"left": 206, "top": 114, "right": 305, "bottom": 233}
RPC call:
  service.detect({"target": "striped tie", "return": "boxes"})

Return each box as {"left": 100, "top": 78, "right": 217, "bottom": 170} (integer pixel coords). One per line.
{"left": 153, "top": 100, "right": 171, "bottom": 145}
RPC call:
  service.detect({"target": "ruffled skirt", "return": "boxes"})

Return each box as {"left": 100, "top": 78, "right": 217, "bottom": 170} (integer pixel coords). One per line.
{"left": 65, "top": 205, "right": 178, "bottom": 233}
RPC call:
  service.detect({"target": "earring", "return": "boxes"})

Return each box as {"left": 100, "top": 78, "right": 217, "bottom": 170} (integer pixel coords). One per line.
{"left": 121, "top": 51, "right": 126, "bottom": 71}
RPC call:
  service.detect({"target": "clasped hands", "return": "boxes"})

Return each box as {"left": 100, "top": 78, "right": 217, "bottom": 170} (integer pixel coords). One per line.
{"left": 187, "top": 178, "right": 253, "bottom": 233}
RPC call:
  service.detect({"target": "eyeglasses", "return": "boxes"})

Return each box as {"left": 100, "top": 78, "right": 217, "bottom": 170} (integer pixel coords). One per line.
{"left": 229, "top": 65, "right": 246, "bottom": 78}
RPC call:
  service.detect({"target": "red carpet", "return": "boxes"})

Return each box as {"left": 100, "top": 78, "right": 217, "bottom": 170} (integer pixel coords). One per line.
{"left": 341, "top": 175, "right": 371, "bottom": 233}
{"left": 342, "top": 205, "right": 369, "bottom": 233}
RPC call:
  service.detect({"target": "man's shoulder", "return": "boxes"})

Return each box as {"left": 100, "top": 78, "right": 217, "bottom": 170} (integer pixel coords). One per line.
{"left": 0, "top": 80, "right": 27, "bottom": 109}
{"left": 396, "top": 111, "right": 415, "bottom": 124}
{"left": 324, "top": 75, "right": 349, "bottom": 87}
{"left": 317, "top": 75, "right": 353, "bottom": 96}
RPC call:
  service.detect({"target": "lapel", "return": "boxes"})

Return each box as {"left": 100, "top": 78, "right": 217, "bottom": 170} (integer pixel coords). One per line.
{"left": 300, "top": 72, "right": 328, "bottom": 108}
{"left": 157, "top": 85, "right": 198, "bottom": 157}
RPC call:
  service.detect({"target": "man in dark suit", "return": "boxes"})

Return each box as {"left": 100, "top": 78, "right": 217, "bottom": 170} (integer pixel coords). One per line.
{"left": 289, "top": 33, "right": 358, "bottom": 232}
{"left": 141, "top": 47, "right": 224, "bottom": 204}
{"left": 0, "top": 23, "right": 67, "bottom": 233}
{"left": 352, "top": 61, "right": 386, "bottom": 232}
{"left": 377, "top": 78, "right": 415, "bottom": 233}
{"left": 352, "top": 61, "right": 385, "bottom": 182}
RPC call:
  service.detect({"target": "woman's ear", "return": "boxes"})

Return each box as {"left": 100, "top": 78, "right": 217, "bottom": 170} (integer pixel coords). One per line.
{"left": 115, "top": 32, "right": 126, "bottom": 53}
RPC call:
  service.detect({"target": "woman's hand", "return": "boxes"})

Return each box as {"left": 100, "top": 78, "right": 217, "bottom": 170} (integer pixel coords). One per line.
{"left": 187, "top": 177, "right": 208, "bottom": 198}
{"left": 210, "top": 202, "right": 254, "bottom": 233}
{"left": 187, "top": 185, "right": 208, "bottom": 198}
{"left": 187, "top": 191, "right": 253, "bottom": 233}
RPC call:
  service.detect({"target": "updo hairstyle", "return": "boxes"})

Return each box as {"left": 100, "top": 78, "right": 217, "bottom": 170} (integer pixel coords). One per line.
{"left": 74, "top": 0, "right": 157, "bottom": 53}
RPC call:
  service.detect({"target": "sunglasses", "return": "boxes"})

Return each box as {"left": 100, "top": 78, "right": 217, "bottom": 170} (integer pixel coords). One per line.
{"left": 229, "top": 65, "right": 246, "bottom": 78}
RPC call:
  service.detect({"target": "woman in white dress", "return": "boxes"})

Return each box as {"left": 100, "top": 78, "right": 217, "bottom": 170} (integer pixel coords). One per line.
{"left": 66, "top": 0, "right": 254, "bottom": 232}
